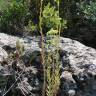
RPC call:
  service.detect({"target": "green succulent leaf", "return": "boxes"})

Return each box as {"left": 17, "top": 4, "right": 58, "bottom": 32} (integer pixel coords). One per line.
{"left": 47, "top": 28, "right": 58, "bottom": 35}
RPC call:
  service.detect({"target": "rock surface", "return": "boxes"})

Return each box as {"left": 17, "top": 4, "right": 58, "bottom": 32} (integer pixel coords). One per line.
{"left": 59, "top": 37, "right": 96, "bottom": 96}
{"left": 0, "top": 47, "right": 8, "bottom": 62}
{"left": 0, "top": 33, "right": 96, "bottom": 96}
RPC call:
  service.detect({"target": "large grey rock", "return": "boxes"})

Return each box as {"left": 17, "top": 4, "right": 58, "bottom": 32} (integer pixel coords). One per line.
{"left": 59, "top": 37, "right": 96, "bottom": 71}
{"left": 0, "top": 33, "right": 40, "bottom": 52}
{"left": 0, "top": 33, "right": 96, "bottom": 96}
{"left": 0, "top": 33, "right": 42, "bottom": 96}
{"left": 59, "top": 37, "right": 96, "bottom": 96}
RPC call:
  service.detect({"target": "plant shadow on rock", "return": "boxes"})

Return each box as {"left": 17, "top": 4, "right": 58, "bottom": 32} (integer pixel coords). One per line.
{"left": 0, "top": 50, "right": 44, "bottom": 96}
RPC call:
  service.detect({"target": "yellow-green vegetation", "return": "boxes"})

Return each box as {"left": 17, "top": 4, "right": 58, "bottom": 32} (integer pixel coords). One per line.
{"left": 16, "top": 40, "right": 25, "bottom": 58}
{"left": 39, "top": 0, "right": 46, "bottom": 96}
{"left": 45, "top": 38, "right": 61, "bottom": 96}
{"left": 42, "top": 3, "right": 61, "bottom": 30}
{"left": 38, "top": 0, "right": 66, "bottom": 96}
{"left": 8, "top": 40, "right": 25, "bottom": 61}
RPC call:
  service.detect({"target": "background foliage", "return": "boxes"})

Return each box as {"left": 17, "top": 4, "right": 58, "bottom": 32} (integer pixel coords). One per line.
{"left": 0, "top": 0, "right": 28, "bottom": 35}
{"left": 0, "top": 0, "right": 96, "bottom": 36}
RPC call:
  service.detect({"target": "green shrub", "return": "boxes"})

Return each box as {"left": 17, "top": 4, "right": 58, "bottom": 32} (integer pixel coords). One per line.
{"left": 0, "top": 0, "right": 28, "bottom": 35}
{"left": 42, "top": 3, "right": 61, "bottom": 30}
{"left": 77, "top": 0, "right": 96, "bottom": 21}
{"left": 80, "top": 1, "right": 96, "bottom": 21}
{"left": 0, "top": 0, "right": 10, "bottom": 10}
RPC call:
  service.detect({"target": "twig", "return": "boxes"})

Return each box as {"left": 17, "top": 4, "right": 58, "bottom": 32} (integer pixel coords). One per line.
{"left": 19, "top": 76, "right": 34, "bottom": 96}
{"left": 2, "top": 69, "right": 25, "bottom": 96}
{"left": 21, "top": 89, "right": 27, "bottom": 96}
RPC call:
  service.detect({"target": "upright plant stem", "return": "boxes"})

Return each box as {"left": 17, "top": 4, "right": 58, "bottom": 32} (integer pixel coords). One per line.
{"left": 57, "top": 0, "right": 61, "bottom": 37}
{"left": 55, "top": 0, "right": 61, "bottom": 96}
{"left": 39, "top": 0, "right": 46, "bottom": 96}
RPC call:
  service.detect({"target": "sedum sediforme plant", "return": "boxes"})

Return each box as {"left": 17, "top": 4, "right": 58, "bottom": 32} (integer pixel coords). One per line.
{"left": 44, "top": 0, "right": 63, "bottom": 96}
{"left": 45, "top": 30, "right": 61, "bottom": 96}
{"left": 39, "top": 0, "right": 46, "bottom": 96}
{"left": 42, "top": 2, "right": 61, "bottom": 30}
{"left": 32, "top": 0, "right": 66, "bottom": 95}
{"left": 38, "top": 0, "right": 61, "bottom": 95}
{"left": 16, "top": 40, "right": 25, "bottom": 59}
